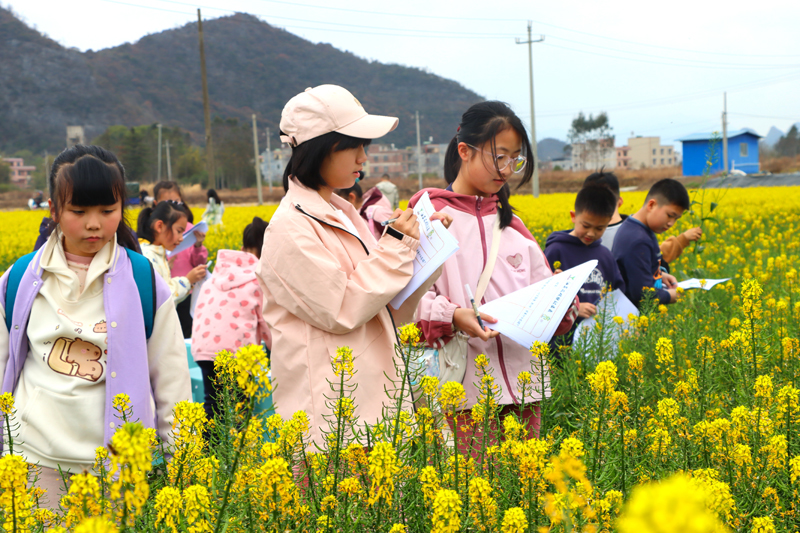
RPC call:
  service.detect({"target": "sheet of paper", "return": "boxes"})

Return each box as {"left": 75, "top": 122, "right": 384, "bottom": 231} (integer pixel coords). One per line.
{"left": 168, "top": 221, "right": 209, "bottom": 257}
{"left": 573, "top": 289, "right": 639, "bottom": 353}
{"left": 189, "top": 270, "right": 213, "bottom": 319}
{"left": 389, "top": 192, "right": 460, "bottom": 308}
{"left": 478, "top": 260, "right": 597, "bottom": 348}
{"left": 676, "top": 278, "right": 730, "bottom": 291}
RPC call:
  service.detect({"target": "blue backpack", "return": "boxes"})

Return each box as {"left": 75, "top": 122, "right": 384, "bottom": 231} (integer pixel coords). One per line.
{"left": 4, "top": 248, "right": 156, "bottom": 339}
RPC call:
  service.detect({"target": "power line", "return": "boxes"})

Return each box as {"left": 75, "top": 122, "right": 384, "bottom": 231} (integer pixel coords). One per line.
{"left": 729, "top": 112, "right": 800, "bottom": 120}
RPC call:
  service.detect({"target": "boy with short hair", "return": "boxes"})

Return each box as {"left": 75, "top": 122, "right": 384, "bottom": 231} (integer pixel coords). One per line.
{"left": 612, "top": 178, "right": 690, "bottom": 307}
{"left": 545, "top": 185, "right": 625, "bottom": 320}
{"left": 582, "top": 171, "right": 626, "bottom": 252}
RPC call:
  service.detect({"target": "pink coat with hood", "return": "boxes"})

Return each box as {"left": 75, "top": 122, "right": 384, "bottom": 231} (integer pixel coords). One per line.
{"left": 359, "top": 187, "right": 394, "bottom": 241}
{"left": 257, "top": 178, "right": 436, "bottom": 446}
{"left": 192, "top": 250, "right": 270, "bottom": 362}
{"left": 411, "top": 188, "right": 579, "bottom": 409}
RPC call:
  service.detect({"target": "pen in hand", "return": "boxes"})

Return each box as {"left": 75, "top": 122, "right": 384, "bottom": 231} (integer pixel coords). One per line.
{"left": 465, "top": 284, "right": 485, "bottom": 330}
{"left": 380, "top": 217, "right": 400, "bottom": 227}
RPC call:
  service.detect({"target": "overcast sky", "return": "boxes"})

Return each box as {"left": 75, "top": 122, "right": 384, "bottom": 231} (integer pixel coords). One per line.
{"left": 7, "top": 0, "right": 800, "bottom": 151}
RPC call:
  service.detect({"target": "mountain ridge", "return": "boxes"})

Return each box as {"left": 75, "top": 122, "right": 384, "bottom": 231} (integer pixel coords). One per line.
{"left": 0, "top": 8, "right": 483, "bottom": 153}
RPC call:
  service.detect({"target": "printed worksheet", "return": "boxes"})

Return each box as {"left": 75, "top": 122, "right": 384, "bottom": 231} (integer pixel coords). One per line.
{"left": 390, "top": 192, "right": 459, "bottom": 308}
{"left": 677, "top": 278, "right": 731, "bottom": 291}
{"left": 573, "top": 289, "right": 639, "bottom": 355}
{"left": 478, "top": 260, "right": 597, "bottom": 348}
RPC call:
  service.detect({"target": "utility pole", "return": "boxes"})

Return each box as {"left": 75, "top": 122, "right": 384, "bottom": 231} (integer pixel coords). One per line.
{"left": 252, "top": 114, "right": 263, "bottom": 205}
{"left": 266, "top": 127, "right": 272, "bottom": 194}
{"left": 415, "top": 111, "right": 423, "bottom": 190}
{"left": 157, "top": 124, "right": 162, "bottom": 181}
{"left": 516, "top": 22, "right": 544, "bottom": 197}
{"left": 165, "top": 140, "right": 172, "bottom": 180}
{"left": 722, "top": 92, "right": 729, "bottom": 174}
{"left": 197, "top": 9, "right": 216, "bottom": 189}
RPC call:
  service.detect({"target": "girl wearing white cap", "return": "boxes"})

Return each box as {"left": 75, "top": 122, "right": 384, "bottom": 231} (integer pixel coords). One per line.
{"left": 256, "top": 85, "right": 451, "bottom": 445}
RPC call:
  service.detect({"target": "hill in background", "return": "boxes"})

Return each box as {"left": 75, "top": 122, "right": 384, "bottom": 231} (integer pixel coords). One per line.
{"left": 0, "top": 8, "right": 483, "bottom": 153}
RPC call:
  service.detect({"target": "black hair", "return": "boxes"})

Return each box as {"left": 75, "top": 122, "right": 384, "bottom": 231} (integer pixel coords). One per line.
{"left": 646, "top": 178, "right": 690, "bottom": 211}
{"left": 49, "top": 144, "right": 139, "bottom": 251}
{"left": 153, "top": 181, "right": 193, "bottom": 223}
{"left": 243, "top": 216, "right": 269, "bottom": 259}
{"left": 207, "top": 189, "right": 221, "bottom": 203}
{"left": 574, "top": 185, "right": 617, "bottom": 219}
{"left": 136, "top": 200, "right": 189, "bottom": 244}
{"left": 444, "top": 101, "right": 533, "bottom": 229}
{"left": 583, "top": 170, "right": 620, "bottom": 199}
{"left": 282, "top": 131, "right": 371, "bottom": 192}
{"left": 333, "top": 182, "right": 363, "bottom": 201}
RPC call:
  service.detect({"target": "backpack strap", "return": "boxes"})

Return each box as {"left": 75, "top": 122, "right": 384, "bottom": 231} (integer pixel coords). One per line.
{"left": 125, "top": 249, "right": 156, "bottom": 339}
{"left": 4, "top": 252, "right": 37, "bottom": 332}
{"left": 475, "top": 216, "right": 503, "bottom": 302}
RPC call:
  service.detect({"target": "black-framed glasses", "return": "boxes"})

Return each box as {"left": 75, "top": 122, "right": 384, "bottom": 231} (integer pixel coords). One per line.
{"left": 466, "top": 144, "right": 527, "bottom": 174}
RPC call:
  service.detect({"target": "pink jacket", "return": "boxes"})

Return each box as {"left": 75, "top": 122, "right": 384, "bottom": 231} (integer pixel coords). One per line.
{"left": 411, "top": 189, "right": 578, "bottom": 409}
{"left": 170, "top": 243, "right": 208, "bottom": 278}
{"left": 191, "top": 250, "right": 271, "bottom": 362}
{"left": 359, "top": 187, "right": 394, "bottom": 241}
{"left": 257, "top": 178, "right": 433, "bottom": 446}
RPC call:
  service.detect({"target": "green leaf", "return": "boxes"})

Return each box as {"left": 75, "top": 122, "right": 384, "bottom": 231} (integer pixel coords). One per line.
{"left": 701, "top": 217, "right": 718, "bottom": 223}
{"left": 709, "top": 202, "right": 718, "bottom": 212}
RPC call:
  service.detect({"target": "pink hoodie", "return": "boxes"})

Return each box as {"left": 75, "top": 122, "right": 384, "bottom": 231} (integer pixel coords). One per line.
{"left": 359, "top": 187, "right": 394, "bottom": 241}
{"left": 191, "top": 250, "right": 270, "bottom": 362}
{"left": 410, "top": 188, "right": 578, "bottom": 409}
{"left": 170, "top": 222, "right": 208, "bottom": 278}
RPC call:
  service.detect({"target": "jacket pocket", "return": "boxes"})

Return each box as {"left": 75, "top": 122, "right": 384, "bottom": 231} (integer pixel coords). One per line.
{"left": 322, "top": 315, "right": 385, "bottom": 364}
{"left": 19, "top": 386, "right": 105, "bottom": 466}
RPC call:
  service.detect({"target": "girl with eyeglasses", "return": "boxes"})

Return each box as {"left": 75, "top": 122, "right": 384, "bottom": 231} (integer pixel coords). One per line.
{"left": 411, "top": 101, "right": 579, "bottom": 450}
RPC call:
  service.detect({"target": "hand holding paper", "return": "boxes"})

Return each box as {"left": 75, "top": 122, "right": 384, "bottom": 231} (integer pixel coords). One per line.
{"left": 389, "top": 192, "right": 460, "bottom": 308}
{"left": 478, "top": 260, "right": 597, "bottom": 348}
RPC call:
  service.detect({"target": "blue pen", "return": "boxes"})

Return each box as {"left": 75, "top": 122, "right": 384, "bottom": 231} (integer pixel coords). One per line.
{"left": 465, "top": 284, "right": 485, "bottom": 330}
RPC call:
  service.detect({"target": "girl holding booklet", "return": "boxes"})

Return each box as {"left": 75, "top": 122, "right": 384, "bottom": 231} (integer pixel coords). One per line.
{"left": 256, "top": 85, "right": 451, "bottom": 446}
{"left": 412, "top": 101, "right": 579, "bottom": 447}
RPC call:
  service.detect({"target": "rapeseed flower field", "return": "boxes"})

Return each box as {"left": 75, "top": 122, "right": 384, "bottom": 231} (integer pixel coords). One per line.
{"left": 1, "top": 185, "right": 799, "bottom": 532}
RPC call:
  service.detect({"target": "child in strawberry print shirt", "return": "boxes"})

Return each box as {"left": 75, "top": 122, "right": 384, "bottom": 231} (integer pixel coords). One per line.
{"left": 191, "top": 217, "right": 271, "bottom": 420}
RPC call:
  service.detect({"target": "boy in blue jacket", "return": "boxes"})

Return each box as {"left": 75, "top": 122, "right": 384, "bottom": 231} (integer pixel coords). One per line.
{"left": 612, "top": 178, "right": 690, "bottom": 307}
{"left": 545, "top": 185, "right": 625, "bottom": 321}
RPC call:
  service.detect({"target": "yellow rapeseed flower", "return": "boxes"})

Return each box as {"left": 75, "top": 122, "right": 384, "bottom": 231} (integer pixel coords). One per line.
{"left": 398, "top": 323, "right": 421, "bottom": 345}
{"left": 333, "top": 346, "right": 355, "bottom": 377}
{"left": 431, "top": 489, "right": 462, "bottom": 533}
{"left": 617, "top": 474, "right": 729, "bottom": 533}
{"left": 183, "top": 485, "right": 212, "bottom": 533}
{"left": 74, "top": 516, "right": 118, "bottom": 533}
{"left": 439, "top": 381, "right": 466, "bottom": 412}
{"left": 154, "top": 486, "right": 182, "bottom": 533}
{"left": 0, "top": 392, "right": 14, "bottom": 415}
{"left": 368, "top": 442, "right": 400, "bottom": 506}
{"left": 468, "top": 477, "right": 497, "bottom": 531}
{"left": 500, "top": 506, "right": 527, "bottom": 533}
{"left": 753, "top": 375, "right": 773, "bottom": 400}
{"left": 750, "top": 516, "right": 776, "bottom": 533}
{"left": 587, "top": 361, "right": 618, "bottom": 396}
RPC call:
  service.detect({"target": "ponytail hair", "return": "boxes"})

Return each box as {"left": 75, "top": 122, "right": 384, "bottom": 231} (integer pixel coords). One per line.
{"left": 243, "top": 216, "right": 269, "bottom": 258}
{"left": 443, "top": 101, "right": 534, "bottom": 229}
{"left": 137, "top": 201, "right": 188, "bottom": 244}
{"left": 49, "top": 144, "right": 139, "bottom": 251}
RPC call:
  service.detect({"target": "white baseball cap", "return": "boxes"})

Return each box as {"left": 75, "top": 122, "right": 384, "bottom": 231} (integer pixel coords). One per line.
{"left": 279, "top": 85, "right": 399, "bottom": 147}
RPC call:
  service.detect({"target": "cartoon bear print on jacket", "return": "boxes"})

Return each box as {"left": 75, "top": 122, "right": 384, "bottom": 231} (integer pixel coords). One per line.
{"left": 47, "top": 337, "right": 104, "bottom": 382}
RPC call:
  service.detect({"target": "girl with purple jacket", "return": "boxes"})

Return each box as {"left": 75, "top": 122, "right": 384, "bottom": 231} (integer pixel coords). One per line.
{"left": 0, "top": 145, "right": 190, "bottom": 509}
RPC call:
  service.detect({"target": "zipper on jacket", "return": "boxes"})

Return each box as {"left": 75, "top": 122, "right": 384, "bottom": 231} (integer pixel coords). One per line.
{"left": 474, "top": 197, "right": 517, "bottom": 404}
{"left": 293, "top": 204, "right": 416, "bottom": 405}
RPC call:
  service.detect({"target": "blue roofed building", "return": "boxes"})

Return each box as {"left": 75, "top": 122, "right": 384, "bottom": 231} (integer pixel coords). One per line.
{"left": 677, "top": 129, "right": 762, "bottom": 176}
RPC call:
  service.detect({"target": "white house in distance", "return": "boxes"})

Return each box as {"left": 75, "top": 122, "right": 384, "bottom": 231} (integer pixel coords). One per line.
{"left": 616, "top": 136, "right": 678, "bottom": 169}
{"left": 571, "top": 138, "right": 616, "bottom": 171}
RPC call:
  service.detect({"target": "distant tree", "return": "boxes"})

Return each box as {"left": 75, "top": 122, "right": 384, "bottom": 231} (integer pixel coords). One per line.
{"left": 553, "top": 165, "right": 563, "bottom": 171}
{"left": 175, "top": 146, "right": 205, "bottom": 183}
{"left": 568, "top": 112, "right": 614, "bottom": 170}
{"left": 0, "top": 160, "right": 10, "bottom": 185}
{"left": 775, "top": 126, "right": 799, "bottom": 158}
{"left": 212, "top": 117, "right": 255, "bottom": 189}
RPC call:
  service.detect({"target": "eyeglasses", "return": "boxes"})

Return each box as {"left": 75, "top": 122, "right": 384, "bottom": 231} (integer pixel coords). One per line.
{"left": 466, "top": 144, "right": 527, "bottom": 174}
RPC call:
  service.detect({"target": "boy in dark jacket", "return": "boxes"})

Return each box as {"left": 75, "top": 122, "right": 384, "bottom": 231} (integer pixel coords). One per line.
{"left": 545, "top": 185, "right": 625, "bottom": 321}
{"left": 612, "top": 178, "right": 690, "bottom": 307}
